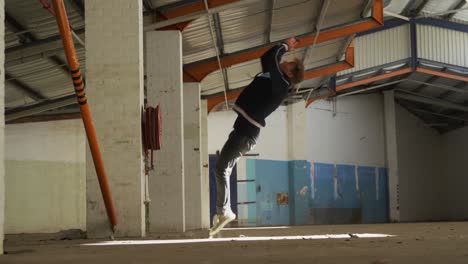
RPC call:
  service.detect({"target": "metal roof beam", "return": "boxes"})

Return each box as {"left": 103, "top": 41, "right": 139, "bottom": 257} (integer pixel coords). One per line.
{"left": 6, "top": 30, "right": 85, "bottom": 65}
{"left": 410, "top": 108, "right": 468, "bottom": 122}
{"left": 437, "top": 81, "right": 467, "bottom": 99}
{"left": 6, "top": 28, "right": 85, "bottom": 54}
{"left": 212, "top": 12, "right": 230, "bottom": 93}
{"left": 48, "top": 55, "right": 71, "bottom": 75}
{"left": 5, "top": 72, "right": 46, "bottom": 101}
{"left": 402, "top": 0, "right": 429, "bottom": 16}
{"left": 144, "top": 0, "right": 240, "bottom": 31}
{"left": 4, "top": 12, "right": 73, "bottom": 76}
{"left": 411, "top": 74, "right": 441, "bottom": 93}
{"left": 445, "top": 0, "right": 467, "bottom": 19}
{"left": 4, "top": 12, "right": 71, "bottom": 92}
{"left": 408, "top": 79, "right": 468, "bottom": 94}
{"left": 212, "top": 13, "right": 225, "bottom": 55}
{"left": 4, "top": 12, "right": 38, "bottom": 42}
{"left": 6, "top": 94, "right": 76, "bottom": 122}
{"left": 142, "top": 0, "right": 154, "bottom": 12}
{"left": 265, "top": 0, "right": 274, "bottom": 43}
{"left": 69, "top": 0, "right": 84, "bottom": 19}
{"left": 5, "top": 12, "right": 36, "bottom": 44}
{"left": 413, "top": 0, "right": 430, "bottom": 16}
{"left": 395, "top": 91, "right": 468, "bottom": 112}
{"left": 145, "top": 0, "right": 240, "bottom": 29}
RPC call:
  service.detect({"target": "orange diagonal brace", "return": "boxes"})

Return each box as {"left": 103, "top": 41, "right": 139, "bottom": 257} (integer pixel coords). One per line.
{"left": 416, "top": 67, "right": 468, "bottom": 82}
{"left": 52, "top": 0, "right": 117, "bottom": 232}
{"left": 184, "top": 0, "right": 384, "bottom": 82}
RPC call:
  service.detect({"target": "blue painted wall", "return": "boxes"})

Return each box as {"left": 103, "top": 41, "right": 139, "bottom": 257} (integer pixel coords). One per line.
{"left": 336, "top": 164, "right": 360, "bottom": 209}
{"left": 237, "top": 159, "right": 257, "bottom": 226}
{"left": 254, "top": 159, "right": 290, "bottom": 226}
{"left": 210, "top": 158, "right": 389, "bottom": 226}
{"left": 358, "top": 166, "right": 378, "bottom": 224}
{"left": 289, "top": 160, "right": 311, "bottom": 225}
{"left": 311, "top": 163, "right": 335, "bottom": 208}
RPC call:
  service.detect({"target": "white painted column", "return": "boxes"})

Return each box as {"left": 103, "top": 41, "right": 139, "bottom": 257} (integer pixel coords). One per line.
{"left": 85, "top": 0, "right": 145, "bottom": 237}
{"left": 183, "top": 83, "right": 203, "bottom": 231}
{"left": 0, "top": 0, "right": 5, "bottom": 254}
{"left": 287, "top": 102, "right": 307, "bottom": 160}
{"left": 200, "top": 99, "right": 210, "bottom": 229}
{"left": 383, "top": 90, "right": 400, "bottom": 222}
{"left": 146, "top": 31, "right": 185, "bottom": 233}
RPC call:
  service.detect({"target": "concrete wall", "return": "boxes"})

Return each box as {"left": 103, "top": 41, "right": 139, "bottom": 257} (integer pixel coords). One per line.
{"left": 441, "top": 125, "right": 468, "bottom": 220}
{"left": 208, "top": 106, "right": 288, "bottom": 161}
{"left": 86, "top": 0, "right": 145, "bottom": 237}
{"left": 306, "top": 94, "right": 386, "bottom": 167}
{"left": 146, "top": 31, "right": 185, "bottom": 233}
{"left": 5, "top": 120, "right": 86, "bottom": 233}
{"left": 395, "top": 105, "right": 444, "bottom": 222}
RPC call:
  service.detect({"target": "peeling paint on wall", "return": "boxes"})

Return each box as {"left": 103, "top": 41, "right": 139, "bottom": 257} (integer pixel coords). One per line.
{"left": 232, "top": 159, "right": 389, "bottom": 226}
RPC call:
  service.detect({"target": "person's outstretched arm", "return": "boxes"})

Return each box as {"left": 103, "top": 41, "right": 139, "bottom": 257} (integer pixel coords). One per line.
{"left": 260, "top": 37, "right": 299, "bottom": 95}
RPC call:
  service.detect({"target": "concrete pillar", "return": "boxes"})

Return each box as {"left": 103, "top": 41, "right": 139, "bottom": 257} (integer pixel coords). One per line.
{"left": 383, "top": 90, "right": 401, "bottom": 222}
{"left": 85, "top": 0, "right": 145, "bottom": 237}
{"left": 183, "top": 83, "right": 203, "bottom": 231}
{"left": 0, "top": 0, "right": 5, "bottom": 254}
{"left": 200, "top": 99, "right": 210, "bottom": 229}
{"left": 287, "top": 102, "right": 306, "bottom": 160}
{"left": 146, "top": 31, "right": 185, "bottom": 233}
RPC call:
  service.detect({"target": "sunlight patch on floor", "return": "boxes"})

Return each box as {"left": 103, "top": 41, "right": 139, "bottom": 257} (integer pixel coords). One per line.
{"left": 83, "top": 233, "right": 394, "bottom": 246}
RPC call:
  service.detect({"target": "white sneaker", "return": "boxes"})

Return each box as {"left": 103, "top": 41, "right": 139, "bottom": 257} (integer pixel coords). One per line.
{"left": 209, "top": 210, "right": 236, "bottom": 237}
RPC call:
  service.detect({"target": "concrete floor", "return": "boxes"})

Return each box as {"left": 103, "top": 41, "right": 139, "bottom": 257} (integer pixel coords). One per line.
{"left": 2, "top": 222, "right": 468, "bottom": 264}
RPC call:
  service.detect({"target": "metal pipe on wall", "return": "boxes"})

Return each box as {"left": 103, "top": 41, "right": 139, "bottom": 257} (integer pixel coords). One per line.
{"left": 51, "top": 0, "right": 117, "bottom": 233}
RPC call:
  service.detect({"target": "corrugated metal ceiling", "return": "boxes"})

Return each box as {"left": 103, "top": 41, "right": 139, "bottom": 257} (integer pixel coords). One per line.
{"left": 4, "top": 0, "right": 468, "bottom": 132}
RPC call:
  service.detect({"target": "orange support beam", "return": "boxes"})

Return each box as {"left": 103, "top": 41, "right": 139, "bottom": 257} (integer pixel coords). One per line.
{"left": 304, "top": 41, "right": 355, "bottom": 80}
{"left": 305, "top": 67, "right": 412, "bottom": 107}
{"left": 305, "top": 90, "right": 336, "bottom": 108}
{"left": 156, "top": 0, "right": 240, "bottom": 31}
{"left": 306, "top": 66, "right": 468, "bottom": 107}
{"left": 336, "top": 67, "right": 413, "bottom": 91}
{"left": 52, "top": 0, "right": 117, "bottom": 232}
{"left": 416, "top": 67, "right": 468, "bottom": 83}
{"left": 207, "top": 90, "right": 241, "bottom": 113}
{"left": 184, "top": 0, "right": 384, "bottom": 82}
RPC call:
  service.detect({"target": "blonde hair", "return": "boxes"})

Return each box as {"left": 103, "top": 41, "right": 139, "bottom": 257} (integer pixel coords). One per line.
{"left": 290, "top": 58, "right": 305, "bottom": 85}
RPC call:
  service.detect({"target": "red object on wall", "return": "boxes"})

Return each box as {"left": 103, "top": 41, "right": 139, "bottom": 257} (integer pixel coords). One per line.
{"left": 142, "top": 105, "right": 162, "bottom": 170}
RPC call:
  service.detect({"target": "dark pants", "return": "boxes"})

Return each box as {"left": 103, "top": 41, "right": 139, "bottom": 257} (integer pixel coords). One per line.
{"left": 214, "top": 129, "right": 257, "bottom": 214}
